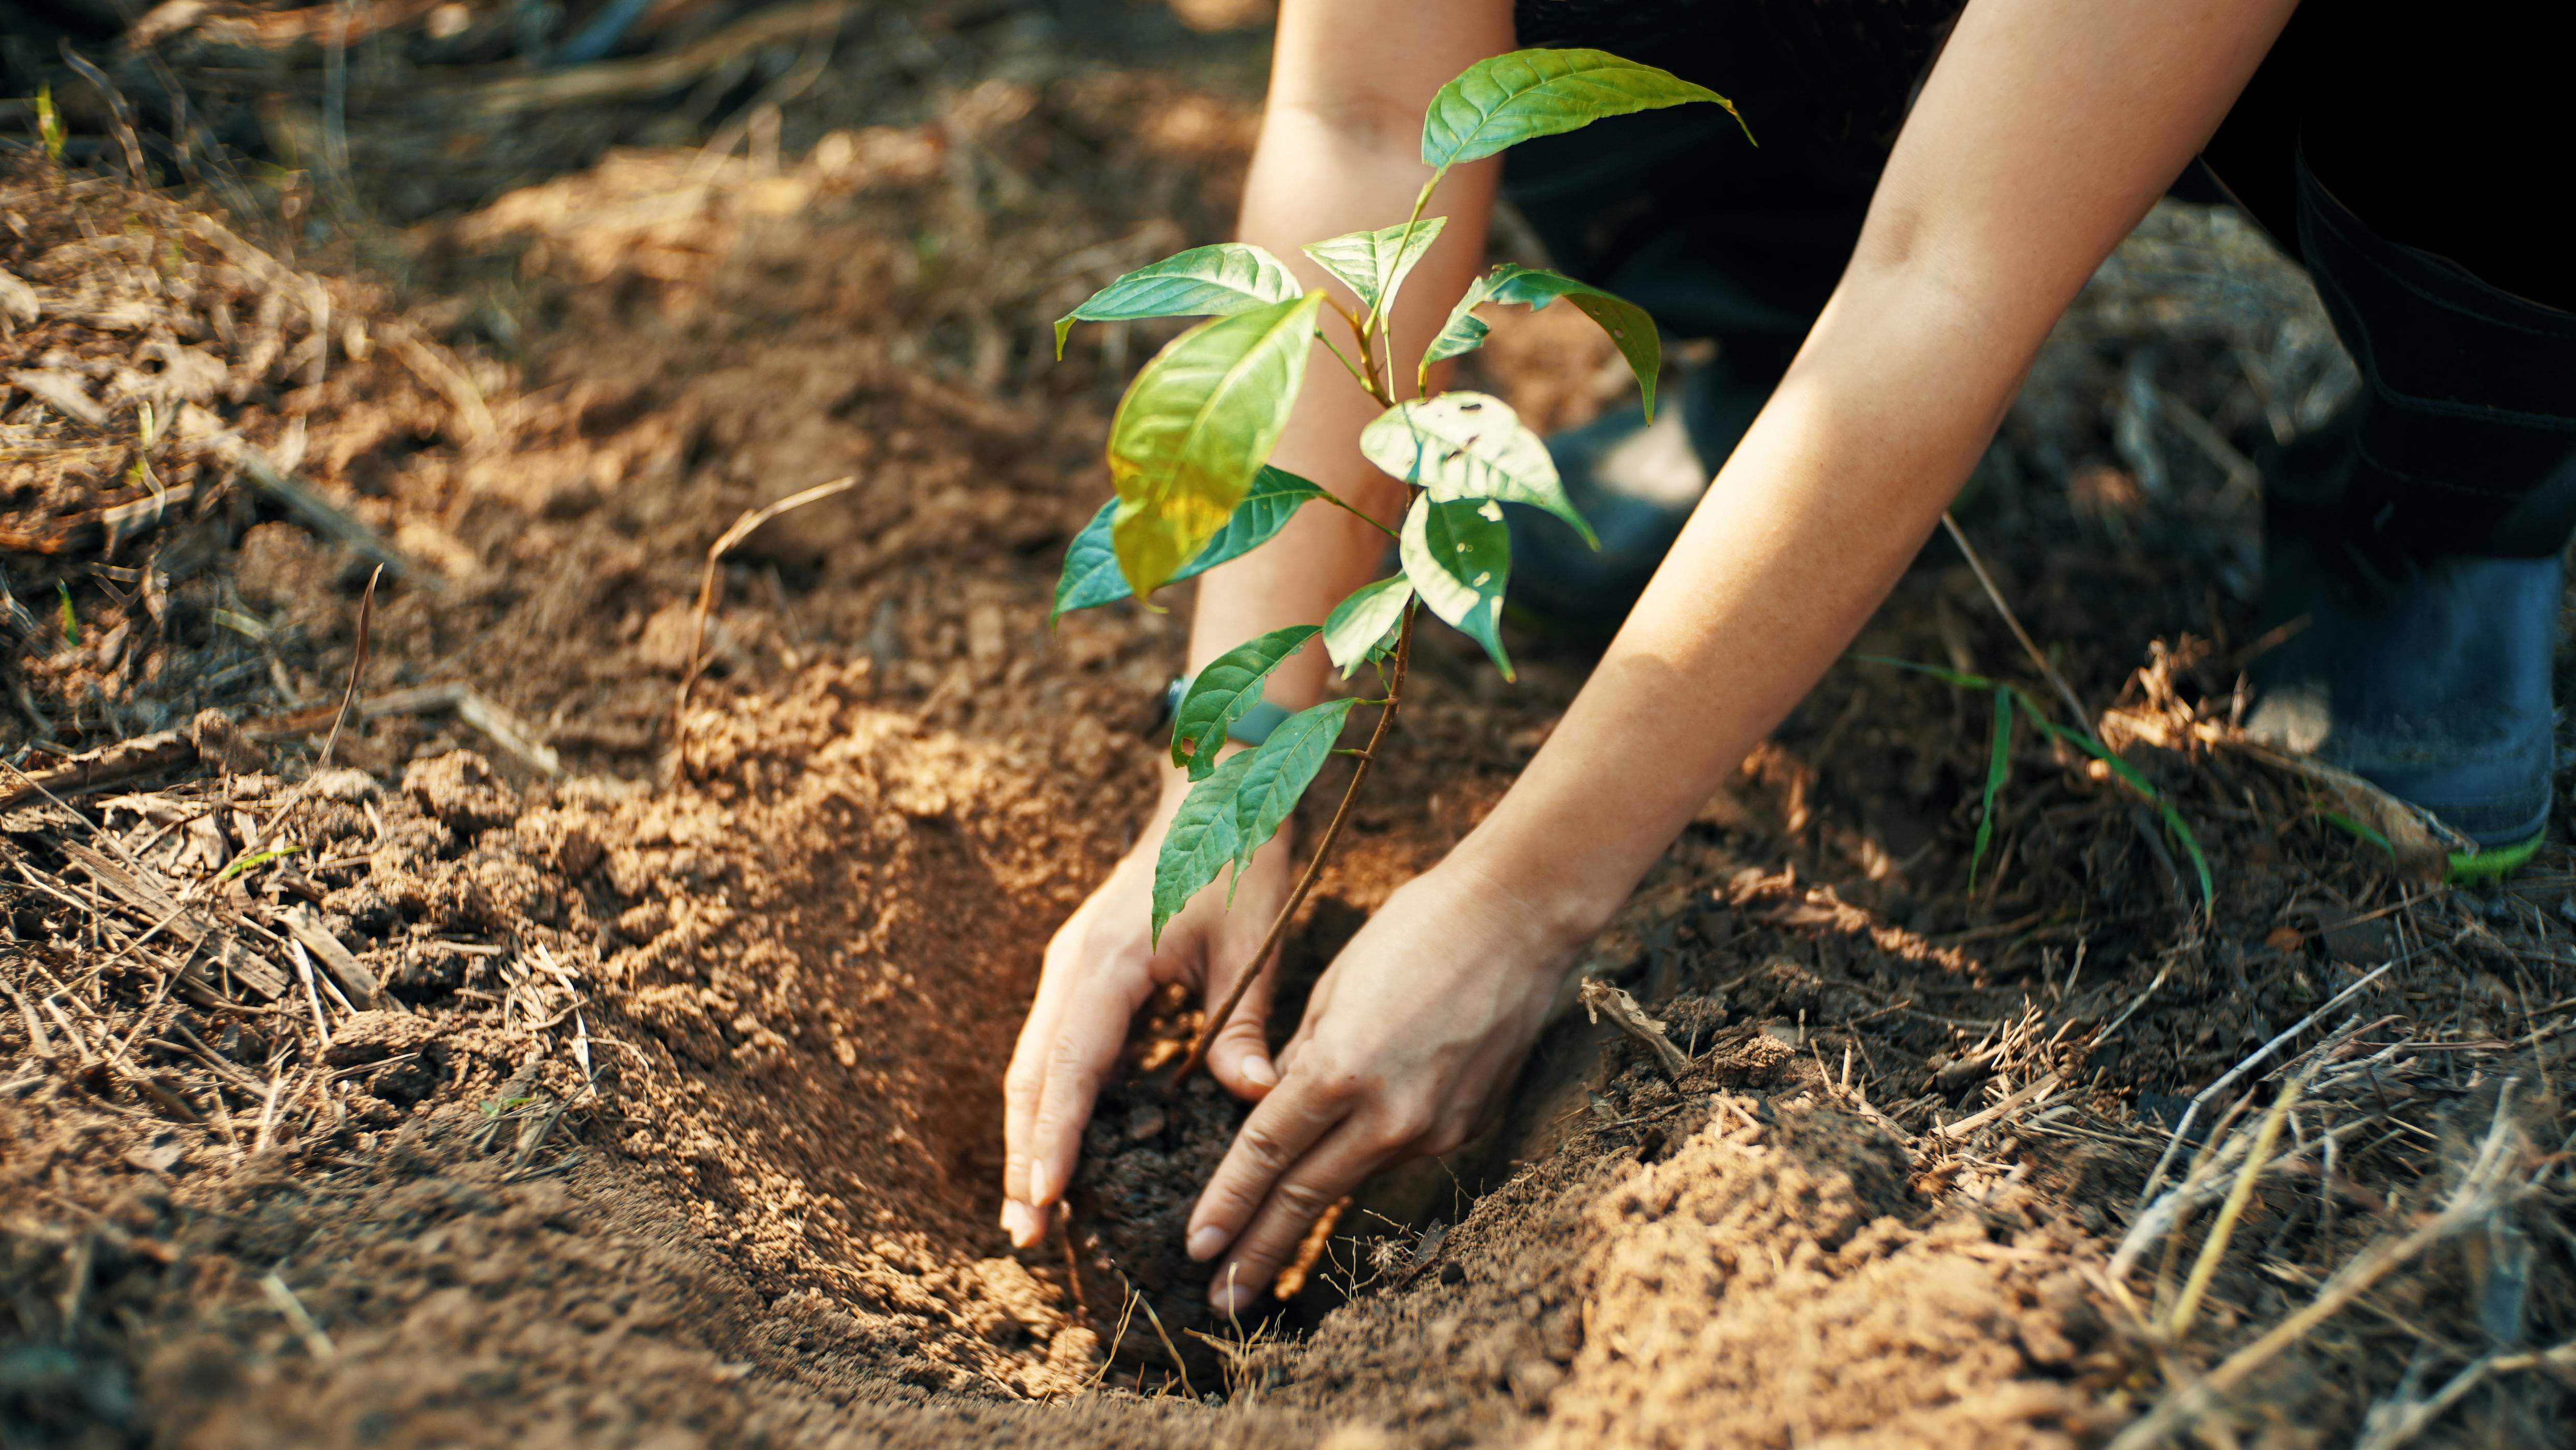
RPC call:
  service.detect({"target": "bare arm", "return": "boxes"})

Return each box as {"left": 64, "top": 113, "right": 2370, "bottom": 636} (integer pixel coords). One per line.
{"left": 1184, "top": 0, "right": 2302, "bottom": 1309}
{"left": 1451, "top": 0, "right": 2299, "bottom": 942}
{"left": 1190, "top": 0, "right": 1510, "bottom": 706}
{"left": 1001, "top": 0, "right": 1511, "bottom": 1247}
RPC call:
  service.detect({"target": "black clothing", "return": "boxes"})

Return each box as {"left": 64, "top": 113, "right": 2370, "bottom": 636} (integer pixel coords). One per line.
{"left": 1500, "top": 0, "right": 2576, "bottom": 560}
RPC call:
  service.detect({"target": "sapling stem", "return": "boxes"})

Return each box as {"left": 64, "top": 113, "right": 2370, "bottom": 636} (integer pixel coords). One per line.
{"left": 1357, "top": 170, "right": 1447, "bottom": 400}
{"left": 1315, "top": 329, "right": 1373, "bottom": 392}
{"left": 1312, "top": 492, "right": 1401, "bottom": 543}
{"left": 1173, "top": 608, "right": 1418, "bottom": 1084}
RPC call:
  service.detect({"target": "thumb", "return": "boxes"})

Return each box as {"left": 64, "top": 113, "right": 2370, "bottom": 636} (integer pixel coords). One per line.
{"left": 1201, "top": 960, "right": 1280, "bottom": 1100}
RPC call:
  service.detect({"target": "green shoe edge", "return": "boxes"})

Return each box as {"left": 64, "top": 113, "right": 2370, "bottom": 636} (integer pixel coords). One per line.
{"left": 2447, "top": 828, "right": 2547, "bottom": 885}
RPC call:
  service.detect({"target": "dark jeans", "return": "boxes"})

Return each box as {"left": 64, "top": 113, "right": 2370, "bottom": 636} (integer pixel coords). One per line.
{"left": 1500, "top": 0, "right": 2576, "bottom": 560}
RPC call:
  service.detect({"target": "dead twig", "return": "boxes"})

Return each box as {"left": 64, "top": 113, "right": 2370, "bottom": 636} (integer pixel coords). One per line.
{"left": 2166, "top": 1065, "right": 2309, "bottom": 1339}
{"left": 246, "top": 681, "right": 562, "bottom": 778}
{"left": 314, "top": 565, "right": 381, "bottom": 773}
{"left": 1579, "top": 977, "right": 1693, "bottom": 1079}
{"left": 1086, "top": 1285, "right": 1140, "bottom": 1389}
{"left": 2137, "top": 961, "right": 2396, "bottom": 1206}
{"left": 281, "top": 904, "right": 379, "bottom": 1008}
{"left": 251, "top": 1068, "right": 293, "bottom": 1157}
{"left": 2105, "top": 1082, "right": 2528, "bottom": 1450}
{"left": 1930, "top": 1071, "right": 2061, "bottom": 1143}
{"left": 1121, "top": 1274, "right": 1194, "bottom": 1400}
{"left": 258, "top": 1273, "right": 338, "bottom": 1364}
{"left": 457, "top": 0, "right": 858, "bottom": 116}
{"left": 0, "top": 730, "right": 197, "bottom": 812}
{"left": 53, "top": 840, "right": 290, "bottom": 1001}
{"left": 670, "top": 477, "right": 858, "bottom": 777}
{"left": 1940, "top": 512, "right": 2093, "bottom": 736}
{"left": 2, "top": 974, "right": 58, "bottom": 1065}
{"left": 234, "top": 447, "right": 436, "bottom": 588}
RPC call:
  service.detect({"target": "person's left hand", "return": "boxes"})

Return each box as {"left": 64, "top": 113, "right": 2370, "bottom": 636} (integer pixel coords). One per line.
{"left": 1179, "top": 854, "right": 1589, "bottom": 1314}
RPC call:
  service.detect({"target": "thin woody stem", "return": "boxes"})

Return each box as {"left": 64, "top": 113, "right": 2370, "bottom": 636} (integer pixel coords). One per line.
{"left": 1313, "top": 488, "right": 1400, "bottom": 542}
{"left": 1174, "top": 608, "right": 1417, "bottom": 1083}
{"left": 1315, "top": 328, "right": 1372, "bottom": 392}
{"left": 1361, "top": 170, "right": 1445, "bottom": 400}
{"left": 1339, "top": 306, "right": 1392, "bottom": 408}
{"left": 1940, "top": 511, "right": 2095, "bottom": 740}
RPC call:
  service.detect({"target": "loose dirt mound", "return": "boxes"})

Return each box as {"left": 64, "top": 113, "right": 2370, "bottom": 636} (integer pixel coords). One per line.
{"left": 8, "top": 18, "right": 2576, "bottom": 1449}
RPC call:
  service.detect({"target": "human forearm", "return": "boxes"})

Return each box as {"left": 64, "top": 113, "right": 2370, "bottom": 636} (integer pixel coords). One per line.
{"left": 1451, "top": 0, "right": 2299, "bottom": 941}
{"left": 1451, "top": 264, "right": 2027, "bottom": 935}
{"left": 1178, "top": 0, "right": 1511, "bottom": 727}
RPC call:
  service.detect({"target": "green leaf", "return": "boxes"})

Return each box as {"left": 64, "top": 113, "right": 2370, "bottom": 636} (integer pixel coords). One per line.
{"left": 1231, "top": 697, "right": 1362, "bottom": 879}
{"left": 1152, "top": 749, "right": 1257, "bottom": 943}
{"left": 1400, "top": 493, "right": 1514, "bottom": 679}
{"left": 1050, "top": 501, "right": 1129, "bottom": 624}
{"left": 1360, "top": 392, "right": 1596, "bottom": 548}
{"left": 2319, "top": 811, "right": 2396, "bottom": 858}
{"left": 1301, "top": 216, "right": 1449, "bottom": 316}
{"left": 1172, "top": 625, "right": 1321, "bottom": 779}
{"left": 1969, "top": 685, "right": 2012, "bottom": 890}
{"left": 1853, "top": 651, "right": 2211, "bottom": 918}
{"left": 1324, "top": 576, "right": 1413, "bottom": 677}
{"left": 1420, "top": 265, "right": 1662, "bottom": 418}
{"left": 1421, "top": 272, "right": 1500, "bottom": 379}
{"left": 1419, "top": 48, "right": 1743, "bottom": 171}
{"left": 1052, "top": 466, "right": 1332, "bottom": 623}
{"left": 2026, "top": 715, "right": 2215, "bottom": 920}
{"left": 1178, "top": 465, "right": 1333, "bottom": 585}
{"left": 1851, "top": 653, "right": 2002, "bottom": 692}
{"left": 36, "top": 86, "right": 63, "bottom": 163}
{"left": 1108, "top": 291, "right": 1328, "bottom": 601}
{"left": 217, "top": 844, "right": 302, "bottom": 883}
{"left": 1054, "top": 244, "right": 1302, "bottom": 359}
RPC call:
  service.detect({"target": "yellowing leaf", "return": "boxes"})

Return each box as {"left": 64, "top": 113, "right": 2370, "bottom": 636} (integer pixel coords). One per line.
{"left": 1107, "top": 291, "right": 1326, "bottom": 601}
{"left": 1052, "top": 466, "right": 1330, "bottom": 623}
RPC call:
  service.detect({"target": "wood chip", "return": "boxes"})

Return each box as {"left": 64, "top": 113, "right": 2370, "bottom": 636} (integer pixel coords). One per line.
{"left": 6, "top": 368, "right": 107, "bottom": 426}
{"left": 56, "top": 840, "right": 290, "bottom": 1000}
{"left": 0, "top": 266, "right": 38, "bottom": 324}
{"left": 243, "top": 682, "right": 561, "bottom": 779}
{"left": 1579, "top": 977, "right": 1692, "bottom": 1078}
{"left": 281, "top": 903, "right": 378, "bottom": 1008}
{"left": 1931, "top": 1072, "right": 2062, "bottom": 1142}
{"left": 0, "top": 730, "right": 199, "bottom": 812}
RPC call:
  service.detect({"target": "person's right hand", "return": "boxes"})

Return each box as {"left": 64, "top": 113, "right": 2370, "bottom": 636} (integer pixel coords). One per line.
{"left": 1000, "top": 765, "right": 1296, "bottom": 1248}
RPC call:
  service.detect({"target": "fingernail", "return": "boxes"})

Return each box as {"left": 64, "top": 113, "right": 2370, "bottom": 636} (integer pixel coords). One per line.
{"left": 1187, "top": 1225, "right": 1230, "bottom": 1262}
{"left": 1240, "top": 1055, "right": 1278, "bottom": 1088}
{"left": 1029, "top": 1158, "right": 1058, "bottom": 1207}
{"left": 1208, "top": 1273, "right": 1255, "bottom": 1315}
{"left": 1001, "top": 1200, "right": 1033, "bottom": 1246}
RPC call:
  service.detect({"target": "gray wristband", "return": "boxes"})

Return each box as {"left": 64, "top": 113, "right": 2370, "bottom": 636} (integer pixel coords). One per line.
{"left": 1165, "top": 674, "right": 1292, "bottom": 746}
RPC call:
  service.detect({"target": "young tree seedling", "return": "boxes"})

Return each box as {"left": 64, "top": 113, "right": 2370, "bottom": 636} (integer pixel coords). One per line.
{"left": 1053, "top": 50, "right": 1745, "bottom": 1080}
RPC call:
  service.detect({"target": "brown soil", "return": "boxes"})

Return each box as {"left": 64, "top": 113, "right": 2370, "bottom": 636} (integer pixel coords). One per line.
{"left": 7, "top": 8, "right": 2576, "bottom": 1448}
{"left": 1072, "top": 1070, "right": 1246, "bottom": 1387}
